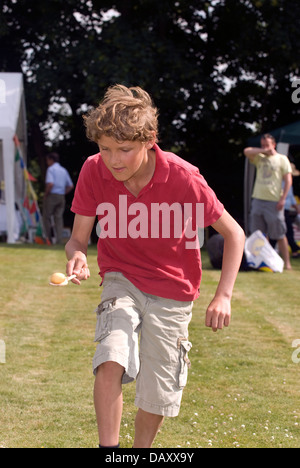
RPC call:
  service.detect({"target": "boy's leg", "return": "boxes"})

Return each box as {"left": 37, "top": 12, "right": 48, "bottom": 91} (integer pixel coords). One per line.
{"left": 94, "top": 361, "right": 125, "bottom": 447}
{"left": 135, "top": 296, "right": 193, "bottom": 447}
{"left": 133, "top": 409, "right": 164, "bottom": 448}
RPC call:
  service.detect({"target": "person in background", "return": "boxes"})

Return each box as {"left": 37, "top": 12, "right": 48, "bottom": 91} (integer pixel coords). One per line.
{"left": 43, "top": 152, "right": 74, "bottom": 244}
{"left": 284, "top": 163, "right": 300, "bottom": 258}
{"left": 244, "top": 134, "right": 292, "bottom": 270}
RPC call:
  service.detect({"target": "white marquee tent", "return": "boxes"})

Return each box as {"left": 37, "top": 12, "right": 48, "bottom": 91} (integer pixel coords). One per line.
{"left": 0, "top": 72, "right": 27, "bottom": 243}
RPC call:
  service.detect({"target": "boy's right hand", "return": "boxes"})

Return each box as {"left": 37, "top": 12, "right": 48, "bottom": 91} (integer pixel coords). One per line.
{"left": 66, "top": 252, "right": 90, "bottom": 285}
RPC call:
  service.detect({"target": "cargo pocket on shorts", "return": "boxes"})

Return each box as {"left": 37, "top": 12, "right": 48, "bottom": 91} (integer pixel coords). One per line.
{"left": 94, "top": 297, "right": 117, "bottom": 342}
{"left": 177, "top": 337, "right": 192, "bottom": 389}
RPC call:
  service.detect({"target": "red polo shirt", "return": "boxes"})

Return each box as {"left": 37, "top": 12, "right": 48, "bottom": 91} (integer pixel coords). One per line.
{"left": 71, "top": 144, "right": 224, "bottom": 301}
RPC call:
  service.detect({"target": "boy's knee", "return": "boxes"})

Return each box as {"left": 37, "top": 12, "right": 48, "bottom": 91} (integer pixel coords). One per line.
{"left": 95, "top": 361, "right": 125, "bottom": 382}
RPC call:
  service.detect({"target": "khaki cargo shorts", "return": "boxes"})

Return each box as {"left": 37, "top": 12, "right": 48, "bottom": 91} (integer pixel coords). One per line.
{"left": 93, "top": 272, "right": 193, "bottom": 417}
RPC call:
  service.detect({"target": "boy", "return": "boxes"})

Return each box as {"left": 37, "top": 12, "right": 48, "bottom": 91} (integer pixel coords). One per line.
{"left": 244, "top": 134, "right": 292, "bottom": 270}
{"left": 65, "top": 85, "right": 245, "bottom": 448}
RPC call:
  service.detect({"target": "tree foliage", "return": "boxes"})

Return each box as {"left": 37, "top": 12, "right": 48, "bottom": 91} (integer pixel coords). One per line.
{"left": 1, "top": 0, "right": 300, "bottom": 220}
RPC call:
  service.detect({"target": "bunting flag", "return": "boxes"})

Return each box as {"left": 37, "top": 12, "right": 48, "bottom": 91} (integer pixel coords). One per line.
{"left": 14, "top": 134, "right": 46, "bottom": 243}
{"left": 15, "top": 148, "right": 20, "bottom": 162}
{"left": 23, "top": 168, "right": 37, "bottom": 182}
{"left": 28, "top": 172, "right": 37, "bottom": 182}
{"left": 13, "top": 134, "right": 21, "bottom": 147}
{"left": 23, "top": 196, "right": 30, "bottom": 210}
{"left": 29, "top": 201, "right": 37, "bottom": 214}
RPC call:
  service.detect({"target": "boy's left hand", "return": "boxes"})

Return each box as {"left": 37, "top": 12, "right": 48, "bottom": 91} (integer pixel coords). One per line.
{"left": 205, "top": 295, "right": 231, "bottom": 332}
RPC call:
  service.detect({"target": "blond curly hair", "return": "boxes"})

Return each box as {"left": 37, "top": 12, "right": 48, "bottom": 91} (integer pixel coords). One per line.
{"left": 83, "top": 84, "right": 159, "bottom": 143}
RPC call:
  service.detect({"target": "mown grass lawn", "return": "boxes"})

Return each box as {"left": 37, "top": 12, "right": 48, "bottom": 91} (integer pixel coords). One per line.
{"left": 0, "top": 243, "right": 299, "bottom": 448}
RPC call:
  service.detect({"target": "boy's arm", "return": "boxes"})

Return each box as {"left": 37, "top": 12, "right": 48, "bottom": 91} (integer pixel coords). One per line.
{"left": 65, "top": 214, "right": 95, "bottom": 285}
{"left": 205, "top": 210, "right": 245, "bottom": 332}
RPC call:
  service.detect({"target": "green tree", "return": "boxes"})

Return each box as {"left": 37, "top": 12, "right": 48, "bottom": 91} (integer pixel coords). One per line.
{"left": 1, "top": 0, "right": 299, "bottom": 221}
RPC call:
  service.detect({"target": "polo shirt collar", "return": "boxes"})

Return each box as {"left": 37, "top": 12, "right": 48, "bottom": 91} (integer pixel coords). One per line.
{"left": 152, "top": 143, "right": 169, "bottom": 183}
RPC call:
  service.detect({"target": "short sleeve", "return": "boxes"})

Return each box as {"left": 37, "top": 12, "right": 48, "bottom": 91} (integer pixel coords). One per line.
{"left": 65, "top": 170, "right": 73, "bottom": 187}
{"left": 71, "top": 159, "right": 98, "bottom": 217}
{"left": 281, "top": 156, "right": 292, "bottom": 175}
{"left": 45, "top": 167, "right": 54, "bottom": 184}
{"left": 184, "top": 170, "right": 224, "bottom": 227}
{"left": 250, "top": 153, "right": 264, "bottom": 167}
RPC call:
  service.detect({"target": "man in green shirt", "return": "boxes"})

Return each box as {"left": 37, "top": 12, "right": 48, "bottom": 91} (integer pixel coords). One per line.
{"left": 244, "top": 134, "right": 292, "bottom": 270}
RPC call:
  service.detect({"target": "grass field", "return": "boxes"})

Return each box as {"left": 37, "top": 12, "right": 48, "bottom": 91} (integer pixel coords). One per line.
{"left": 0, "top": 243, "right": 299, "bottom": 448}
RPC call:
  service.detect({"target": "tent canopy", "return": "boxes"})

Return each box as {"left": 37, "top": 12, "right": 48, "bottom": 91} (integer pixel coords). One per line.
{"left": 0, "top": 72, "right": 27, "bottom": 243}
{"left": 248, "top": 120, "right": 300, "bottom": 146}
{"left": 244, "top": 120, "right": 300, "bottom": 235}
